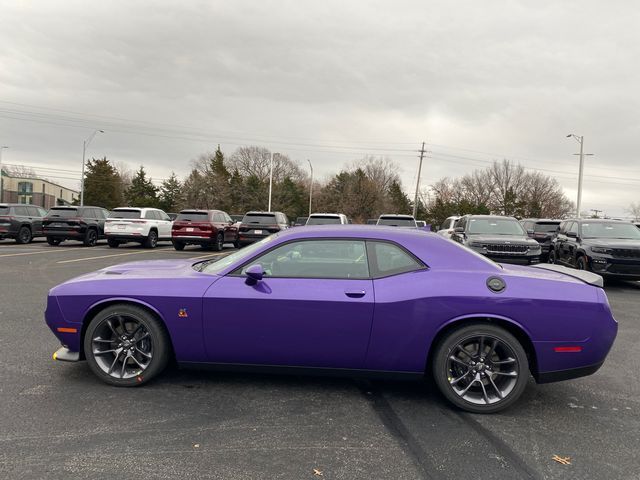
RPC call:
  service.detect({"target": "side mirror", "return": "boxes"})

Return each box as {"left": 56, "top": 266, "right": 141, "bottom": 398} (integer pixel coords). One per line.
{"left": 566, "top": 231, "right": 577, "bottom": 238}
{"left": 244, "top": 264, "right": 264, "bottom": 285}
{"left": 454, "top": 227, "right": 464, "bottom": 234}
{"left": 527, "top": 229, "right": 534, "bottom": 235}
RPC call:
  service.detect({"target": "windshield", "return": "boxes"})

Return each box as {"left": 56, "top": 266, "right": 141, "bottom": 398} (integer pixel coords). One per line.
{"left": 378, "top": 217, "right": 416, "bottom": 227}
{"left": 468, "top": 218, "right": 525, "bottom": 235}
{"left": 242, "top": 213, "right": 276, "bottom": 224}
{"left": 582, "top": 222, "right": 640, "bottom": 239}
{"left": 533, "top": 222, "right": 560, "bottom": 233}
{"left": 110, "top": 209, "right": 141, "bottom": 219}
{"left": 196, "top": 234, "right": 277, "bottom": 274}
{"left": 47, "top": 208, "right": 78, "bottom": 218}
{"left": 306, "top": 215, "right": 341, "bottom": 225}
{"left": 176, "top": 211, "right": 209, "bottom": 221}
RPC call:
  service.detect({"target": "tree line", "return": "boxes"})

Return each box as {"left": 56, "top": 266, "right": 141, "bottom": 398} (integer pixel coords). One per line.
{"left": 82, "top": 146, "right": 574, "bottom": 226}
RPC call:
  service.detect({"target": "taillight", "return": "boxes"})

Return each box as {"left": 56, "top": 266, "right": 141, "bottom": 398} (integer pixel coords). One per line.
{"left": 130, "top": 220, "right": 147, "bottom": 224}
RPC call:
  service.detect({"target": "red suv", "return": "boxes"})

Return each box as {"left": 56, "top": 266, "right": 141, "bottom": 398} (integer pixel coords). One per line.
{"left": 171, "top": 209, "right": 239, "bottom": 251}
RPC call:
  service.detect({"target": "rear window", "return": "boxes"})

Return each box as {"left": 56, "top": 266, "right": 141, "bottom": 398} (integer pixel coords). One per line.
{"left": 306, "top": 215, "right": 341, "bottom": 225}
{"left": 378, "top": 217, "right": 416, "bottom": 227}
{"left": 533, "top": 222, "right": 560, "bottom": 233}
{"left": 48, "top": 208, "right": 78, "bottom": 218}
{"left": 177, "top": 211, "right": 209, "bottom": 221}
{"left": 0, "top": 206, "right": 9, "bottom": 215}
{"left": 242, "top": 213, "right": 276, "bottom": 224}
{"left": 110, "top": 209, "right": 141, "bottom": 219}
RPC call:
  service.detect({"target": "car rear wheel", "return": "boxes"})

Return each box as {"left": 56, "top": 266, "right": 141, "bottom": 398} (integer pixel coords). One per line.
{"left": 432, "top": 324, "right": 529, "bottom": 414}
{"left": 213, "top": 233, "right": 224, "bottom": 251}
{"left": 47, "top": 236, "right": 62, "bottom": 246}
{"left": 107, "top": 238, "right": 120, "bottom": 248}
{"left": 83, "top": 228, "right": 98, "bottom": 247}
{"left": 548, "top": 250, "right": 556, "bottom": 264}
{"left": 84, "top": 304, "right": 170, "bottom": 387}
{"left": 16, "top": 226, "right": 32, "bottom": 244}
{"left": 173, "top": 241, "right": 185, "bottom": 251}
{"left": 144, "top": 230, "right": 158, "bottom": 249}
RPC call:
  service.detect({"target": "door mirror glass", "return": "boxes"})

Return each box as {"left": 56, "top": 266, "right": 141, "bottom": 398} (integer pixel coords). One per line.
{"left": 454, "top": 226, "right": 464, "bottom": 233}
{"left": 244, "top": 264, "right": 264, "bottom": 285}
{"left": 566, "top": 231, "right": 577, "bottom": 238}
{"left": 527, "top": 229, "right": 534, "bottom": 235}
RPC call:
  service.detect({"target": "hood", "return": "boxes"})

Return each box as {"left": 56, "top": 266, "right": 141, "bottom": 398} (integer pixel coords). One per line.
{"left": 61, "top": 259, "right": 204, "bottom": 284}
{"left": 467, "top": 234, "right": 535, "bottom": 244}
{"left": 582, "top": 238, "right": 640, "bottom": 248}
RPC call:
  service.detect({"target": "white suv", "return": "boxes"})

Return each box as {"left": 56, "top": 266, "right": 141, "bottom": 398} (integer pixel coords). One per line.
{"left": 105, "top": 207, "right": 173, "bottom": 248}
{"left": 437, "top": 216, "right": 461, "bottom": 238}
{"left": 305, "top": 213, "right": 349, "bottom": 225}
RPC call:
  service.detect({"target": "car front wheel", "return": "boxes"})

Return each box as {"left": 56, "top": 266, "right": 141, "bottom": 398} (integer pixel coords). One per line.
{"left": 16, "top": 226, "right": 32, "bottom": 244}
{"left": 432, "top": 324, "right": 529, "bottom": 413}
{"left": 83, "top": 304, "right": 170, "bottom": 387}
{"left": 576, "top": 256, "right": 589, "bottom": 271}
{"left": 548, "top": 250, "right": 556, "bottom": 264}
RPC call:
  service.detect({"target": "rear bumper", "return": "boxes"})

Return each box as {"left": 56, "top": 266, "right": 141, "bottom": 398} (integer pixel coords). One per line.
{"left": 536, "top": 360, "right": 604, "bottom": 383}
{"left": 106, "top": 233, "right": 146, "bottom": 241}
{"left": 173, "top": 235, "right": 215, "bottom": 245}
{"left": 43, "top": 229, "right": 83, "bottom": 238}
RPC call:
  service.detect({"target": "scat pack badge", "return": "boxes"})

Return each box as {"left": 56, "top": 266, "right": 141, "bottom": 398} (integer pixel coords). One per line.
{"left": 178, "top": 308, "right": 188, "bottom": 318}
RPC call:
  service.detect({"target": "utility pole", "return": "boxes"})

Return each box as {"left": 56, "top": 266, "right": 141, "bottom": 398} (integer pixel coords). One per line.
{"left": 268, "top": 152, "right": 275, "bottom": 211}
{"left": 566, "top": 134, "right": 594, "bottom": 218}
{"left": 80, "top": 130, "right": 104, "bottom": 206}
{"left": 307, "top": 159, "right": 313, "bottom": 216}
{"left": 412, "top": 142, "right": 426, "bottom": 219}
{"left": 0, "top": 146, "right": 8, "bottom": 203}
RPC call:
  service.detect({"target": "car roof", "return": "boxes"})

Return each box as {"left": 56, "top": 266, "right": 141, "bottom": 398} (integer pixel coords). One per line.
{"left": 309, "top": 213, "right": 343, "bottom": 217}
{"left": 465, "top": 214, "right": 517, "bottom": 220}
{"left": 113, "top": 207, "right": 158, "bottom": 211}
{"left": 378, "top": 214, "right": 414, "bottom": 218}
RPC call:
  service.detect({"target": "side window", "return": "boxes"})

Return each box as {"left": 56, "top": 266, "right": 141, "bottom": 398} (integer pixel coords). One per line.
{"left": 14, "top": 206, "right": 29, "bottom": 216}
{"left": 37, "top": 208, "right": 47, "bottom": 217}
{"left": 158, "top": 211, "right": 170, "bottom": 221}
{"left": 234, "top": 240, "right": 369, "bottom": 279}
{"left": 214, "top": 213, "right": 225, "bottom": 222}
{"left": 558, "top": 221, "right": 566, "bottom": 233}
{"left": 224, "top": 213, "right": 232, "bottom": 223}
{"left": 440, "top": 219, "right": 450, "bottom": 230}
{"left": 26, "top": 206, "right": 40, "bottom": 217}
{"left": 368, "top": 241, "right": 424, "bottom": 277}
{"left": 144, "top": 210, "right": 156, "bottom": 220}
{"left": 567, "top": 222, "right": 578, "bottom": 235}
{"left": 456, "top": 217, "right": 466, "bottom": 230}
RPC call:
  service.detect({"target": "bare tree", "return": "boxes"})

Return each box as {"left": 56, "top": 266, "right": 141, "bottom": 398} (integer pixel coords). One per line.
{"left": 228, "top": 146, "right": 305, "bottom": 183}
{"left": 4, "top": 165, "right": 36, "bottom": 178}
{"left": 487, "top": 160, "right": 527, "bottom": 216}
{"left": 627, "top": 202, "right": 640, "bottom": 221}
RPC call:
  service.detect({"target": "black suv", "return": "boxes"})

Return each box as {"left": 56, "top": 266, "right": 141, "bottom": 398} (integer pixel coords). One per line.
{"left": 520, "top": 218, "right": 561, "bottom": 261}
{"left": 43, "top": 206, "right": 110, "bottom": 246}
{"left": 452, "top": 215, "right": 541, "bottom": 265}
{"left": 550, "top": 219, "right": 640, "bottom": 280}
{"left": 237, "top": 211, "right": 289, "bottom": 246}
{"left": 0, "top": 203, "right": 48, "bottom": 244}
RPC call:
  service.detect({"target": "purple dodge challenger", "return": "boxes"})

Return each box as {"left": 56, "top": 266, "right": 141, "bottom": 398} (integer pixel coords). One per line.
{"left": 46, "top": 226, "right": 617, "bottom": 413}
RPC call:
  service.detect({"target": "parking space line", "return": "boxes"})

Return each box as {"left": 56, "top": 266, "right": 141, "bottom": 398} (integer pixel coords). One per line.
{"left": 56, "top": 250, "right": 156, "bottom": 264}
{"left": 0, "top": 249, "right": 81, "bottom": 258}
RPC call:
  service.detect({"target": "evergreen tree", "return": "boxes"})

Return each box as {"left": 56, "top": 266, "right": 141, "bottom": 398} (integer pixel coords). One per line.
{"left": 387, "top": 180, "right": 412, "bottom": 214}
{"left": 83, "top": 157, "right": 123, "bottom": 209}
{"left": 124, "top": 166, "right": 159, "bottom": 207}
{"left": 158, "top": 172, "right": 182, "bottom": 212}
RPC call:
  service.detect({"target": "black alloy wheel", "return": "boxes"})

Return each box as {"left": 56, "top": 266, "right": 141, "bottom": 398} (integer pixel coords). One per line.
{"left": 84, "top": 229, "right": 98, "bottom": 247}
{"left": 547, "top": 250, "right": 556, "bottom": 264}
{"left": 84, "top": 304, "right": 170, "bottom": 386}
{"left": 107, "top": 238, "right": 120, "bottom": 248}
{"left": 576, "top": 256, "right": 589, "bottom": 271}
{"left": 16, "top": 226, "right": 32, "bottom": 244}
{"left": 47, "top": 236, "right": 62, "bottom": 246}
{"left": 144, "top": 230, "right": 158, "bottom": 249}
{"left": 173, "top": 241, "right": 185, "bottom": 251}
{"left": 433, "top": 324, "right": 528, "bottom": 413}
{"left": 213, "top": 232, "right": 224, "bottom": 251}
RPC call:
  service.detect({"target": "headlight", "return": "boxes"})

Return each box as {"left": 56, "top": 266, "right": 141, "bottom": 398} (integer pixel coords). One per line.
{"left": 529, "top": 244, "right": 541, "bottom": 251}
{"left": 468, "top": 242, "right": 485, "bottom": 248}
{"left": 591, "top": 246, "right": 612, "bottom": 254}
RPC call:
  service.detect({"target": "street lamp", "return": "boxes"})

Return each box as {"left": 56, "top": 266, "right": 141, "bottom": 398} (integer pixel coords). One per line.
{"left": 0, "top": 146, "right": 8, "bottom": 203}
{"left": 566, "top": 134, "right": 594, "bottom": 218}
{"left": 80, "top": 130, "right": 104, "bottom": 206}
{"left": 307, "top": 159, "right": 313, "bottom": 216}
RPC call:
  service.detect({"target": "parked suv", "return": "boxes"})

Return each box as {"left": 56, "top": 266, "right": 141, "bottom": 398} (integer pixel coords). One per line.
{"left": 452, "top": 215, "right": 541, "bottom": 265}
{"left": 43, "top": 206, "right": 110, "bottom": 246}
{"left": 171, "top": 209, "right": 239, "bottom": 251}
{"left": 237, "top": 211, "right": 289, "bottom": 246}
{"left": 306, "top": 213, "right": 349, "bottom": 225}
{"left": 0, "top": 203, "right": 48, "bottom": 244}
{"left": 520, "top": 218, "right": 561, "bottom": 261}
{"left": 376, "top": 214, "right": 417, "bottom": 228}
{"left": 437, "top": 216, "right": 461, "bottom": 238}
{"left": 105, "top": 207, "right": 172, "bottom": 248}
{"left": 550, "top": 218, "right": 640, "bottom": 280}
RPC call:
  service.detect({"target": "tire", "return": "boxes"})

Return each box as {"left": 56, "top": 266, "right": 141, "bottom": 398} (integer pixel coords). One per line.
{"left": 107, "top": 238, "right": 120, "bottom": 248}
{"left": 213, "top": 232, "right": 224, "bottom": 251}
{"left": 83, "top": 304, "right": 170, "bottom": 387}
{"left": 83, "top": 228, "right": 98, "bottom": 247}
{"left": 233, "top": 239, "right": 241, "bottom": 249}
{"left": 143, "top": 230, "right": 158, "bottom": 249}
{"left": 576, "top": 256, "right": 589, "bottom": 271}
{"left": 15, "top": 226, "right": 32, "bottom": 244}
{"left": 547, "top": 250, "right": 556, "bottom": 264}
{"left": 432, "top": 323, "right": 529, "bottom": 414}
{"left": 47, "top": 236, "right": 62, "bottom": 246}
{"left": 173, "top": 241, "right": 185, "bottom": 251}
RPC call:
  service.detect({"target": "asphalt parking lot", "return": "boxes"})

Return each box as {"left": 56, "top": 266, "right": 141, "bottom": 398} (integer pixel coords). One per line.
{"left": 1, "top": 239, "right": 639, "bottom": 480}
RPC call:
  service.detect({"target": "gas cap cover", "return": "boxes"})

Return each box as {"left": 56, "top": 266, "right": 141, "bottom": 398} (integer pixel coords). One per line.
{"left": 486, "top": 276, "right": 506, "bottom": 293}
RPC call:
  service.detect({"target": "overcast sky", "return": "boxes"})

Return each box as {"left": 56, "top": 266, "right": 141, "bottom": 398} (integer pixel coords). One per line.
{"left": 1, "top": 0, "right": 639, "bottom": 216}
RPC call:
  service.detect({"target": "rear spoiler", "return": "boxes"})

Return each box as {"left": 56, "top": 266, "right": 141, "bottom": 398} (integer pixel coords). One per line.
{"left": 533, "top": 264, "right": 604, "bottom": 288}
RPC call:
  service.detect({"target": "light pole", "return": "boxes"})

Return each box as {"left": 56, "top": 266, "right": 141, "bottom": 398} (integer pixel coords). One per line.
{"left": 566, "top": 134, "right": 593, "bottom": 218}
{"left": 0, "top": 146, "right": 8, "bottom": 203}
{"left": 307, "top": 159, "right": 313, "bottom": 216}
{"left": 80, "top": 129, "right": 104, "bottom": 206}
{"left": 267, "top": 152, "right": 276, "bottom": 212}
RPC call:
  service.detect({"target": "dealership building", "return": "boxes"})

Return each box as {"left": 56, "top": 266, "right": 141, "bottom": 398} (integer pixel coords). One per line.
{"left": 0, "top": 169, "right": 79, "bottom": 208}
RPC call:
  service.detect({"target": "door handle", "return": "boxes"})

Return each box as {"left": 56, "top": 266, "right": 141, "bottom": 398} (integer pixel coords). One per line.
{"left": 344, "top": 290, "right": 366, "bottom": 298}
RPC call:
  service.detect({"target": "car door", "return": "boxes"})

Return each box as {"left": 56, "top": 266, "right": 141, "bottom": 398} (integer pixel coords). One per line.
{"left": 27, "top": 206, "right": 43, "bottom": 235}
{"left": 565, "top": 222, "right": 579, "bottom": 265}
{"left": 222, "top": 212, "right": 237, "bottom": 242}
{"left": 157, "top": 210, "right": 172, "bottom": 238}
{"left": 202, "top": 239, "right": 374, "bottom": 369}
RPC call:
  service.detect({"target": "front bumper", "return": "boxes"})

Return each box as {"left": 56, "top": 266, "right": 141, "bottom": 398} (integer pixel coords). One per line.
{"left": 485, "top": 253, "right": 541, "bottom": 265}
{"left": 588, "top": 255, "right": 640, "bottom": 279}
{"left": 53, "top": 346, "right": 80, "bottom": 362}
